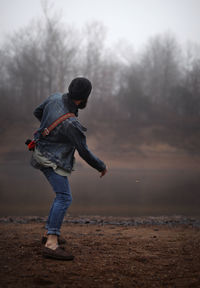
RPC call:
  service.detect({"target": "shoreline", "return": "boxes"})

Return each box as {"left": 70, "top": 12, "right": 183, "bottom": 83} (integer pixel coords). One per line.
{"left": 1, "top": 214, "right": 200, "bottom": 227}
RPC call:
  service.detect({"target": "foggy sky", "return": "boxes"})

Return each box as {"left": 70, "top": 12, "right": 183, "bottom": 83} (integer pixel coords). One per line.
{"left": 0, "top": 0, "right": 200, "bottom": 50}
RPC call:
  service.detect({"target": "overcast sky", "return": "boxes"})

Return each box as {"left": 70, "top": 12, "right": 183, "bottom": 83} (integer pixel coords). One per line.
{"left": 0, "top": 0, "right": 200, "bottom": 50}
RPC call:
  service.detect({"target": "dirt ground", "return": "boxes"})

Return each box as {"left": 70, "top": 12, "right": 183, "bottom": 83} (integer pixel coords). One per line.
{"left": 0, "top": 222, "right": 200, "bottom": 288}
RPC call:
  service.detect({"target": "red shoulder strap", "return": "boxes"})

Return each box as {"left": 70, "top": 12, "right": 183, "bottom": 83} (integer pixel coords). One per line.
{"left": 42, "top": 112, "right": 75, "bottom": 137}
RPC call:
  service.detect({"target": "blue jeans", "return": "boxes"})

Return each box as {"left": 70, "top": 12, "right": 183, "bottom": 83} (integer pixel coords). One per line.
{"left": 40, "top": 167, "right": 72, "bottom": 236}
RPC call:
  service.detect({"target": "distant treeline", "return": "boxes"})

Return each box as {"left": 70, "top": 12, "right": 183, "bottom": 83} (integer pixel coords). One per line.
{"left": 0, "top": 14, "right": 200, "bottom": 155}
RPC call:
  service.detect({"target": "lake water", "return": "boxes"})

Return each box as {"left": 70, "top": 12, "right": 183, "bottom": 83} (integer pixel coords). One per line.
{"left": 0, "top": 163, "right": 200, "bottom": 218}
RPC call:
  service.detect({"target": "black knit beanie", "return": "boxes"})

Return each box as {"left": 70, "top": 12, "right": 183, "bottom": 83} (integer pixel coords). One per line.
{"left": 68, "top": 77, "right": 92, "bottom": 100}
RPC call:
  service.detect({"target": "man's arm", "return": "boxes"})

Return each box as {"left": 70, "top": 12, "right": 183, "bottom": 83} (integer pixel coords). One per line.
{"left": 66, "top": 121, "right": 106, "bottom": 173}
{"left": 33, "top": 101, "right": 47, "bottom": 122}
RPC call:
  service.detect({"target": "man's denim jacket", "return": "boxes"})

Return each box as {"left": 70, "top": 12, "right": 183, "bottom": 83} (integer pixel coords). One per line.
{"left": 33, "top": 93, "right": 106, "bottom": 173}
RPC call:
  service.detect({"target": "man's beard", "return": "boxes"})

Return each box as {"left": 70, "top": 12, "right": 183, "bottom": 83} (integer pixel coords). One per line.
{"left": 78, "top": 99, "right": 88, "bottom": 109}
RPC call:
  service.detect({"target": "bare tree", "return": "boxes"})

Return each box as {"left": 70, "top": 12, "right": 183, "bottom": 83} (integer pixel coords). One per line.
{"left": 141, "top": 34, "right": 181, "bottom": 103}
{"left": 1, "top": 14, "right": 79, "bottom": 120}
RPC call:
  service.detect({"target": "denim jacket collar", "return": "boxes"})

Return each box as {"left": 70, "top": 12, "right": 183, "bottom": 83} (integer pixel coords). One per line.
{"left": 62, "top": 93, "right": 78, "bottom": 116}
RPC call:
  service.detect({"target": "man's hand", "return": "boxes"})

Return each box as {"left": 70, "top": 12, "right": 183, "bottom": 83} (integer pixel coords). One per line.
{"left": 100, "top": 168, "right": 107, "bottom": 178}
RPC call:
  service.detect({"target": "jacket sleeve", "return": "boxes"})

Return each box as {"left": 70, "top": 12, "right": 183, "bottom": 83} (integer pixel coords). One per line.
{"left": 66, "top": 121, "right": 106, "bottom": 172}
{"left": 33, "top": 101, "right": 46, "bottom": 122}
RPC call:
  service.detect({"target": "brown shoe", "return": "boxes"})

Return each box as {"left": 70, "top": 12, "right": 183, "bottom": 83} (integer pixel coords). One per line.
{"left": 42, "top": 246, "right": 74, "bottom": 261}
{"left": 41, "top": 236, "right": 67, "bottom": 245}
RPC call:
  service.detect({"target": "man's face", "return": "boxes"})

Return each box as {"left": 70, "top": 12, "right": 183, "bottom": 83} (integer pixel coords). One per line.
{"left": 77, "top": 99, "right": 88, "bottom": 109}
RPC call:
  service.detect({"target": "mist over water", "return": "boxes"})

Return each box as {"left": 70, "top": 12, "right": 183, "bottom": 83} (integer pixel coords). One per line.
{"left": 1, "top": 162, "right": 200, "bottom": 218}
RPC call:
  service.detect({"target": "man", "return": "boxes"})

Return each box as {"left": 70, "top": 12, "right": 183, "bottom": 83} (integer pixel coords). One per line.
{"left": 31, "top": 77, "right": 107, "bottom": 260}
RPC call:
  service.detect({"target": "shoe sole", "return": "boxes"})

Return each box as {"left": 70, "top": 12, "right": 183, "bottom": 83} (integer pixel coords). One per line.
{"left": 42, "top": 252, "right": 74, "bottom": 261}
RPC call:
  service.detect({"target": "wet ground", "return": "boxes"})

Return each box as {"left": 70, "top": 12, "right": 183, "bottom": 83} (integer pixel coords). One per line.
{"left": 0, "top": 216, "right": 200, "bottom": 287}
